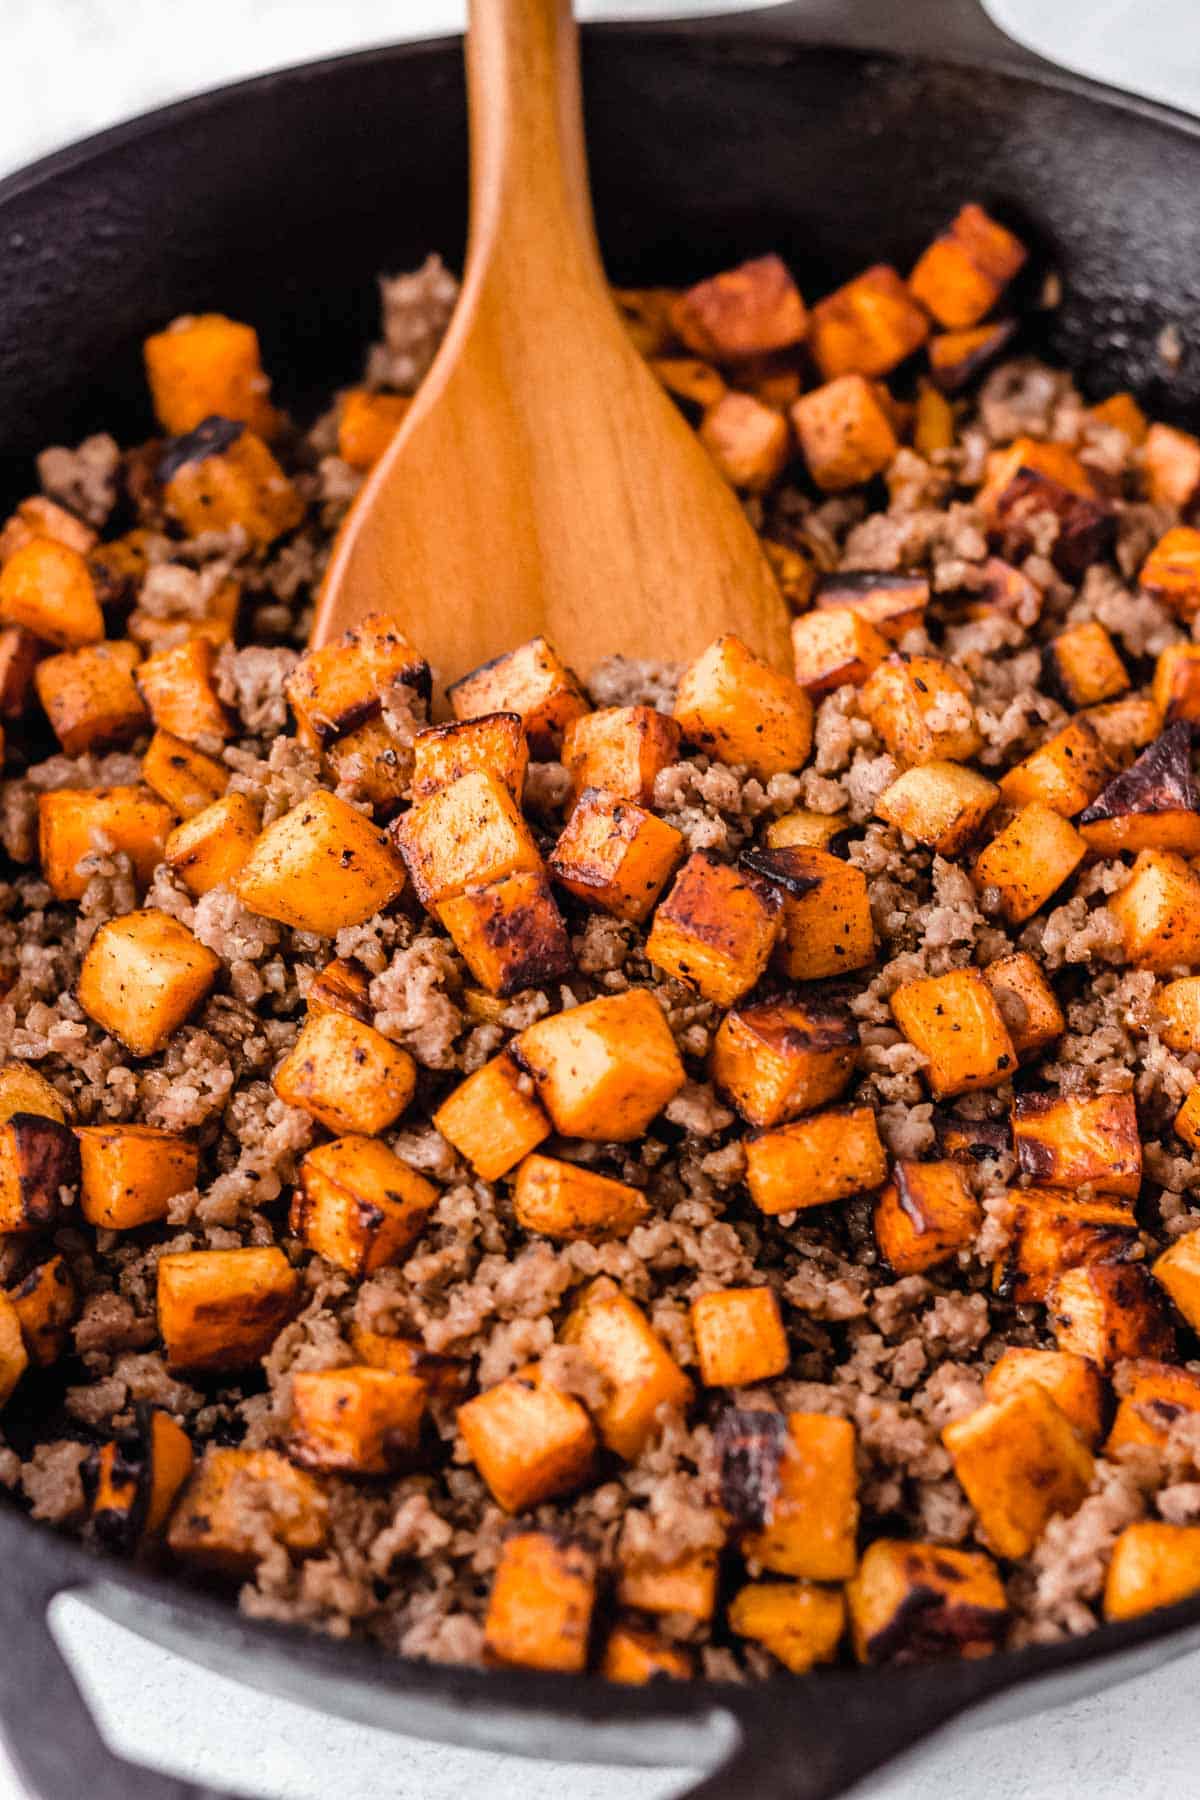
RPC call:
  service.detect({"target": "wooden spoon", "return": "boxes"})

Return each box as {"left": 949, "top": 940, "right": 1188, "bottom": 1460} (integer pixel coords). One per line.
{"left": 312, "top": 0, "right": 791, "bottom": 689}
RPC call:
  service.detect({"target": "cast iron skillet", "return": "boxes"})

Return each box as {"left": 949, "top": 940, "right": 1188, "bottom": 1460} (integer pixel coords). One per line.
{"left": 2, "top": 1, "right": 1200, "bottom": 1794}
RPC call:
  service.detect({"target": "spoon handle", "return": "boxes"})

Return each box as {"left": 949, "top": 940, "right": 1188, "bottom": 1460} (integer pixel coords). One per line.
{"left": 465, "top": 0, "right": 602, "bottom": 286}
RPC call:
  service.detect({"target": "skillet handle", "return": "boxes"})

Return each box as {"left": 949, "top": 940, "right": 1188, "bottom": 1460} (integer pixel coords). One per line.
{"left": 699, "top": 0, "right": 1054, "bottom": 75}
{"left": 0, "top": 1525, "right": 246, "bottom": 1800}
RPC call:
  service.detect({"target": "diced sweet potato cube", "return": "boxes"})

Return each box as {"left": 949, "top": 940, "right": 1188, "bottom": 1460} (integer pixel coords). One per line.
{"left": 861, "top": 654, "right": 981, "bottom": 767}
{"left": 0, "top": 496, "right": 96, "bottom": 565}
{"left": 649, "top": 355, "right": 726, "bottom": 411}
{"left": 1106, "top": 1360, "right": 1200, "bottom": 1454}
{"left": 484, "top": 1532, "right": 596, "bottom": 1673}
{"left": 144, "top": 313, "right": 280, "bottom": 437}
{"left": 1143, "top": 423, "right": 1200, "bottom": 510}
{"left": 0, "top": 1066, "right": 65, "bottom": 1125}
{"left": 38, "top": 786, "right": 173, "bottom": 901}
{"left": 691, "top": 1286, "right": 789, "bottom": 1386}
{"left": 137, "top": 638, "right": 230, "bottom": 745}
{"left": 813, "top": 570, "right": 929, "bottom": 641}
{"left": 728, "top": 1581, "right": 844, "bottom": 1674}
{"left": 674, "top": 634, "right": 812, "bottom": 780}
{"left": 1079, "top": 723, "right": 1200, "bottom": 858}
{"left": 347, "top": 1327, "right": 465, "bottom": 1401}
{"left": 744, "top": 845, "right": 875, "bottom": 981}
{"left": 670, "top": 254, "right": 806, "bottom": 360}
{"left": 1153, "top": 644, "right": 1200, "bottom": 728}
{"left": 0, "top": 1292, "right": 26, "bottom": 1409}
{"left": 1044, "top": 620, "right": 1128, "bottom": 710}
{"left": 562, "top": 705, "right": 680, "bottom": 804}
{"left": 1105, "top": 1521, "right": 1200, "bottom": 1622}
{"left": 34, "top": 641, "right": 147, "bottom": 756}
{"left": 1109, "top": 849, "right": 1200, "bottom": 972}
{"left": 323, "top": 715, "right": 413, "bottom": 812}
{"left": 394, "top": 768, "right": 540, "bottom": 911}
{"left": 7, "top": 1254, "right": 76, "bottom": 1367}
{"left": 1011, "top": 1090, "right": 1141, "bottom": 1198}
{"left": 0, "top": 537, "right": 103, "bottom": 648}
{"left": 238, "top": 789, "right": 406, "bottom": 934}
{"left": 78, "top": 910, "right": 220, "bottom": 1056}
{"left": 513, "top": 1154, "right": 648, "bottom": 1241}
{"left": 434, "top": 1052, "right": 550, "bottom": 1183}
{"left": 601, "top": 1624, "right": 693, "bottom": 1684}
{"left": 561, "top": 1278, "right": 693, "bottom": 1459}
{"left": 549, "top": 791, "right": 684, "bottom": 924}
{"left": 913, "top": 378, "right": 955, "bottom": 456}
{"left": 960, "top": 555, "right": 1044, "bottom": 627}
{"left": 810, "top": 263, "right": 930, "bottom": 381}
{"left": 0, "top": 626, "right": 42, "bottom": 719}
{"left": 943, "top": 1387, "right": 1093, "bottom": 1558}
{"left": 763, "top": 809, "right": 849, "bottom": 852}
{"left": 890, "top": 967, "right": 1016, "bottom": 1099}
{"left": 985, "top": 1348, "right": 1106, "bottom": 1448}
{"left": 1090, "top": 391, "right": 1148, "bottom": 444}
{"left": 515, "top": 990, "right": 684, "bottom": 1142}
{"left": 448, "top": 636, "right": 589, "bottom": 759}
{"left": 762, "top": 537, "right": 816, "bottom": 610}
{"left": 710, "top": 997, "right": 857, "bottom": 1128}
{"left": 1155, "top": 977, "right": 1200, "bottom": 1052}
{"left": 1085, "top": 697, "right": 1164, "bottom": 764}
{"left": 291, "top": 1135, "right": 435, "bottom": 1277}
{"left": 89, "top": 1406, "right": 194, "bottom": 1551}
{"left": 646, "top": 851, "right": 782, "bottom": 1006}
{"left": 699, "top": 391, "right": 791, "bottom": 492}
{"left": 972, "top": 803, "right": 1086, "bottom": 925}
{"left": 157, "top": 1246, "right": 301, "bottom": 1371}
{"left": 1152, "top": 1230, "right": 1200, "bottom": 1331}
{"left": 336, "top": 387, "right": 411, "bottom": 470}
{"left": 616, "top": 1547, "right": 718, "bottom": 1622}
{"left": 732, "top": 1411, "right": 858, "bottom": 1579}
{"left": 164, "top": 792, "right": 259, "bottom": 897}
{"left": 977, "top": 432, "right": 1100, "bottom": 523}
{"left": 439, "top": 869, "right": 573, "bottom": 998}
{"left": 161, "top": 422, "right": 302, "bottom": 546}
{"left": 999, "top": 718, "right": 1114, "bottom": 818}
{"left": 875, "top": 760, "right": 998, "bottom": 855}
{"left": 926, "top": 320, "right": 1017, "bottom": 394}
{"left": 289, "top": 1366, "right": 426, "bottom": 1474}
{"left": 306, "top": 955, "right": 372, "bottom": 1026}
{"left": 1048, "top": 1262, "right": 1176, "bottom": 1369}
{"left": 77, "top": 1124, "right": 198, "bottom": 1230}
{"left": 997, "top": 464, "right": 1115, "bottom": 578}
{"left": 908, "top": 204, "right": 1027, "bottom": 328}
{"left": 745, "top": 1105, "right": 887, "bottom": 1216}
{"left": 286, "top": 612, "right": 429, "bottom": 750}
{"left": 791, "top": 608, "right": 889, "bottom": 695}
{"left": 272, "top": 1009, "right": 416, "bottom": 1136}
{"left": 846, "top": 1538, "right": 1008, "bottom": 1665}
{"left": 141, "top": 729, "right": 228, "bottom": 818}
{"left": 459, "top": 1364, "right": 597, "bottom": 1511}
{"left": 936, "top": 1113, "right": 1012, "bottom": 1164}
{"left": 0, "top": 1113, "right": 76, "bottom": 1237}
{"left": 1176, "top": 1086, "right": 1200, "bottom": 1151}
{"left": 167, "top": 1446, "right": 328, "bottom": 1575}
{"left": 873, "top": 1159, "right": 981, "bottom": 1275}
{"left": 791, "top": 375, "right": 897, "bottom": 491}
{"left": 995, "top": 1189, "right": 1138, "bottom": 1305}
{"left": 411, "top": 712, "right": 527, "bottom": 804}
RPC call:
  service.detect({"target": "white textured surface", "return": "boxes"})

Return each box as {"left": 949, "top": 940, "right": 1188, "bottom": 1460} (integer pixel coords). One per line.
{"left": 3, "top": 3, "right": 1200, "bottom": 1798}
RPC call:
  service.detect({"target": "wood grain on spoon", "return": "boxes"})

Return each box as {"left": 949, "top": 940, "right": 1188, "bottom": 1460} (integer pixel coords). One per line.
{"left": 313, "top": 0, "right": 791, "bottom": 690}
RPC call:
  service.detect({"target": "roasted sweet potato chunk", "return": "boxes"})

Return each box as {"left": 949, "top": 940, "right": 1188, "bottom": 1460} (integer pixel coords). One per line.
{"left": 875, "top": 761, "right": 998, "bottom": 855}
{"left": 448, "top": 637, "right": 589, "bottom": 759}
{"left": 287, "top": 613, "right": 428, "bottom": 749}
{"left": 157, "top": 1246, "right": 301, "bottom": 1371}
{"left": 459, "top": 1364, "right": 597, "bottom": 1511}
{"left": 646, "top": 851, "right": 782, "bottom": 1006}
{"left": 0, "top": 496, "right": 96, "bottom": 564}
{"left": 38, "top": 786, "right": 173, "bottom": 901}
{"left": 35, "top": 641, "right": 147, "bottom": 756}
{"left": 305, "top": 955, "right": 372, "bottom": 1026}
{"left": 394, "top": 768, "right": 540, "bottom": 910}
{"left": 982, "top": 952, "right": 1064, "bottom": 1058}
{"left": 439, "top": 868, "right": 574, "bottom": 998}
{"left": 167, "top": 1447, "right": 328, "bottom": 1574}
{"left": 862, "top": 654, "right": 981, "bottom": 767}
{"left": 942, "top": 1386, "right": 1093, "bottom": 1558}
{"left": 1143, "top": 423, "right": 1200, "bottom": 511}
{"left": 0, "top": 1293, "right": 26, "bottom": 1409}
{"left": 0, "top": 537, "right": 103, "bottom": 648}
{"left": 973, "top": 803, "right": 1086, "bottom": 925}
{"left": 77, "top": 910, "right": 221, "bottom": 1056}
{"left": 670, "top": 254, "right": 806, "bottom": 360}
{"left": 1079, "top": 724, "right": 1200, "bottom": 858}
{"left": 763, "top": 808, "right": 849, "bottom": 852}
{"left": 673, "top": 634, "right": 812, "bottom": 779}
{"left": 813, "top": 570, "right": 929, "bottom": 641}
{"left": 141, "top": 729, "right": 229, "bottom": 818}
{"left": 484, "top": 1532, "right": 596, "bottom": 1673}
{"left": 809, "top": 264, "right": 928, "bottom": 380}
{"left": 791, "top": 375, "right": 897, "bottom": 491}
{"left": 0, "top": 626, "right": 42, "bottom": 719}
{"left": 77, "top": 1123, "right": 198, "bottom": 1230}
{"left": 549, "top": 791, "right": 684, "bottom": 923}
{"left": 987, "top": 456, "right": 1113, "bottom": 577}
{"left": 650, "top": 354, "right": 726, "bottom": 412}
{"left": 873, "top": 1159, "right": 981, "bottom": 1275}
{"left": 433, "top": 1052, "right": 550, "bottom": 1183}
{"left": 720, "top": 1410, "right": 858, "bottom": 1580}
{"left": 985, "top": 1348, "right": 1106, "bottom": 1448}
{"left": 292, "top": 1136, "right": 435, "bottom": 1277}
{"left": 561, "top": 1278, "right": 693, "bottom": 1460}
{"left": 1152, "top": 1230, "right": 1200, "bottom": 1332}
{"left": 7, "top": 1254, "right": 76, "bottom": 1367}
{"left": 289, "top": 1366, "right": 427, "bottom": 1474}
{"left": 1048, "top": 1262, "right": 1175, "bottom": 1369}
{"left": 616, "top": 1547, "right": 719, "bottom": 1623}
{"left": 272, "top": 1009, "right": 416, "bottom": 1136}
{"left": 744, "top": 844, "right": 875, "bottom": 981}
{"left": 1153, "top": 644, "right": 1200, "bottom": 728}
{"left": 699, "top": 391, "right": 791, "bottom": 492}
{"left": 710, "top": 998, "right": 857, "bottom": 1128}
{"left": 1085, "top": 697, "right": 1163, "bottom": 765}
{"left": 1105, "top": 1522, "right": 1200, "bottom": 1622}
{"left": 1155, "top": 977, "right": 1200, "bottom": 1053}
{"left": 145, "top": 313, "right": 280, "bottom": 438}
{"left": 729, "top": 1581, "right": 845, "bottom": 1674}
{"left": 745, "top": 1105, "right": 887, "bottom": 1216}
{"left": 1140, "top": 525, "right": 1200, "bottom": 620}
{"left": 1044, "top": 620, "right": 1128, "bottom": 710}
{"left": 1090, "top": 391, "right": 1148, "bottom": 444}
{"left": 691, "top": 1286, "right": 789, "bottom": 1386}
{"left": 926, "top": 320, "right": 1017, "bottom": 393}
{"left": 890, "top": 967, "right": 1016, "bottom": 1099}
{"left": 161, "top": 422, "right": 302, "bottom": 546}
{"left": 913, "top": 378, "right": 955, "bottom": 456}
{"left": 238, "top": 789, "right": 407, "bottom": 934}
{"left": 908, "top": 203, "right": 1027, "bottom": 329}
{"left": 999, "top": 718, "right": 1114, "bottom": 818}
{"left": 513, "top": 1155, "right": 648, "bottom": 1242}
{"left": 164, "top": 792, "right": 259, "bottom": 897}
{"left": 1106, "top": 1361, "right": 1200, "bottom": 1454}
{"left": 0, "top": 1066, "right": 65, "bottom": 1125}
{"left": 995, "top": 1189, "right": 1138, "bottom": 1305}
{"left": 411, "top": 712, "right": 527, "bottom": 803}
{"left": 137, "top": 638, "right": 230, "bottom": 745}
{"left": 601, "top": 1624, "right": 694, "bottom": 1684}
{"left": 1175, "top": 1086, "right": 1200, "bottom": 1151}
{"left": 336, "top": 387, "right": 411, "bottom": 470}
{"left": 514, "top": 990, "right": 684, "bottom": 1140}
{"left": 791, "top": 607, "right": 890, "bottom": 695}
{"left": 89, "top": 1406, "right": 195, "bottom": 1552}
{"left": 1011, "top": 1090, "right": 1141, "bottom": 1199}
{"left": 1109, "top": 849, "right": 1200, "bottom": 972}
{"left": 847, "top": 1539, "right": 1008, "bottom": 1665}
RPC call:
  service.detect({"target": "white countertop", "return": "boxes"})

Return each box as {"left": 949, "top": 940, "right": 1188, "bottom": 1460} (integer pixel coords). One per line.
{"left": 3, "top": 3, "right": 1200, "bottom": 1797}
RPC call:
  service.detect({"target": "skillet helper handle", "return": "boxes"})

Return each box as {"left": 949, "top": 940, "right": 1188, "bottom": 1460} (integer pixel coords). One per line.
{"left": 0, "top": 1529, "right": 247, "bottom": 1800}
{"left": 711, "top": 0, "right": 1053, "bottom": 74}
